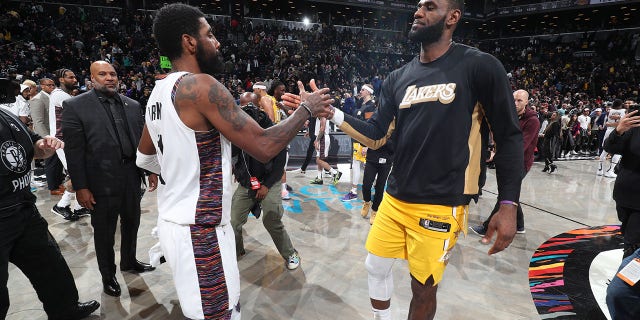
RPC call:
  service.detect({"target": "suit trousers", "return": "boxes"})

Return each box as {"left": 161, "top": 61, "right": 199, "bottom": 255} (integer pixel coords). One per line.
{"left": 90, "top": 163, "right": 142, "bottom": 279}
{"left": 230, "top": 184, "right": 295, "bottom": 259}
{"left": 0, "top": 203, "right": 78, "bottom": 318}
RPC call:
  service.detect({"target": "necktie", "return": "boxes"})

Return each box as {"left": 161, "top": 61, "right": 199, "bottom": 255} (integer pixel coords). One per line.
{"left": 107, "top": 97, "right": 134, "bottom": 159}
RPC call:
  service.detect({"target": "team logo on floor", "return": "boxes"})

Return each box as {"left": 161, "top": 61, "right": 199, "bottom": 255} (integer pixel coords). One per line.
{"left": 1, "top": 141, "right": 28, "bottom": 173}
{"left": 529, "top": 225, "right": 623, "bottom": 319}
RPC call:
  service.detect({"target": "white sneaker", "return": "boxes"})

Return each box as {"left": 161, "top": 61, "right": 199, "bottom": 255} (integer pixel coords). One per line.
{"left": 286, "top": 251, "right": 300, "bottom": 270}
{"left": 596, "top": 162, "right": 603, "bottom": 176}
{"left": 31, "top": 180, "right": 46, "bottom": 187}
{"left": 281, "top": 190, "right": 291, "bottom": 200}
{"left": 604, "top": 170, "right": 617, "bottom": 178}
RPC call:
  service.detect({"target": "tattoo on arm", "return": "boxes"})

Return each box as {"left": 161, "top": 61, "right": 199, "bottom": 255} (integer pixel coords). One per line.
{"left": 263, "top": 112, "right": 306, "bottom": 144}
{"left": 174, "top": 75, "right": 200, "bottom": 116}
{"left": 208, "top": 80, "right": 248, "bottom": 131}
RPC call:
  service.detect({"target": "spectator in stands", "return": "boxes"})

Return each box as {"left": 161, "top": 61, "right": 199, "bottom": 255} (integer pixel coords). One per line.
{"left": 542, "top": 111, "right": 561, "bottom": 173}
{"left": 12, "top": 84, "right": 31, "bottom": 125}
{"left": 342, "top": 92, "right": 356, "bottom": 116}
{"left": 594, "top": 107, "right": 607, "bottom": 155}
{"left": 577, "top": 108, "right": 592, "bottom": 153}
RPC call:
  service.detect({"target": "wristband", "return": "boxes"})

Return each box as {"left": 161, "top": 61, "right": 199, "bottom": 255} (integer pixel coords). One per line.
{"left": 327, "top": 106, "right": 335, "bottom": 120}
{"left": 499, "top": 200, "right": 518, "bottom": 207}
{"left": 299, "top": 102, "right": 313, "bottom": 116}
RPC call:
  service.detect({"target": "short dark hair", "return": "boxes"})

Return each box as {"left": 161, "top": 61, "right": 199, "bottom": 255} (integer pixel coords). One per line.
{"left": 153, "top": 3, "right": 205, "bottom": 61}
{"left": 268, "top": 80, "right": 285, "bottom": 96}
{"left": 54, "top": 68, "right": 72, "bottom": 86}
{"left": 613, "top": 99, "right": 623, "bottom": 108}
{"left": 447, "top": 0, "right": 464, "bottom": 14}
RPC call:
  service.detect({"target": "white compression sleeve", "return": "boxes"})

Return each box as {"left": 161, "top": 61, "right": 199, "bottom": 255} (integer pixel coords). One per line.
{"left": 365, "top": 253, "right": 395, "bottom": 301}
{"left": 136, "top": 150, "right": 161, "bottom": 174}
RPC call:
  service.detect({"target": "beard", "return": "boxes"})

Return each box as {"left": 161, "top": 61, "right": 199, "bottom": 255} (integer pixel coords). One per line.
{"left": 408, "top": 15, "right": 446, "bottom": 45}
{"left": 196, "top": 40, "right": 225, "bottom": 76}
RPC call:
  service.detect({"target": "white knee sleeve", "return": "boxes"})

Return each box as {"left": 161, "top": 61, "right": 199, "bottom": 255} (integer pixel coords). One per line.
{"left": 365, "top": 253, "right": 395, "bottom": 301}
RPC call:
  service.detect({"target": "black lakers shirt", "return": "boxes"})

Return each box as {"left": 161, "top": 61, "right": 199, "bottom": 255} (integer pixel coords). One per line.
{"left": 335, "top": 43, "right": 523, "bottom": 206}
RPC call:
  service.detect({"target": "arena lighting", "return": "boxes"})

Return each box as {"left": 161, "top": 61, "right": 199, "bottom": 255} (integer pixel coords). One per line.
{"left": 303, "top": 17, "right": 310, "bottom": 25}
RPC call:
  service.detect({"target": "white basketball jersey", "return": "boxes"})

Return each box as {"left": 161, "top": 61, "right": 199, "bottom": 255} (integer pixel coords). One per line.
{"left": 606, "top": 109, "right": 626, "bottom": 133}
{"left": 49, "top": 88, "right": 71, "bottom": 168}
{"left": 145, "top": 72, "right": 233, "bottom": 226}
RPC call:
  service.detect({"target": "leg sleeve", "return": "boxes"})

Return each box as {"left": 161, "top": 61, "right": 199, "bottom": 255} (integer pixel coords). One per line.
{"left": 365, "top": 253, "right": 395, "bottom": 301}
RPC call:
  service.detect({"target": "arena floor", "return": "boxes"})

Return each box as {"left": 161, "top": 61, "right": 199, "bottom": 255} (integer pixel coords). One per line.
{"left": 6, "top": 159, "right": 620, "bottom": 319}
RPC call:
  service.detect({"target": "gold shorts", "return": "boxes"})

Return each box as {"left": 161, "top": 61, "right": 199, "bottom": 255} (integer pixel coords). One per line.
{"left": 353, "top": 142, "right": 366, "bottom": 163}
{"left": 365, "top": 192, "right": 468, "bottom": 285}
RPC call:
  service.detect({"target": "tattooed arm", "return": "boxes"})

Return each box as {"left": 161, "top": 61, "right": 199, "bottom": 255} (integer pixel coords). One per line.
{"left": 175, "top": 74, "right": 333, "bottom": 163}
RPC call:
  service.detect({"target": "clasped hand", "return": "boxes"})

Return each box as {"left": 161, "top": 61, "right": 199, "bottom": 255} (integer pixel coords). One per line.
{"left": 37, "top": 136, "right": 64, "bottom": 150}
{"left": 282, "top": 79, "right": 335, "bottom": 117}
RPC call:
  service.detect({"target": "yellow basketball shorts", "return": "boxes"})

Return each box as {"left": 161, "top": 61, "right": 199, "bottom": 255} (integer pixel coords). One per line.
{"left": 353, "top": 142, "right": 366, "bottom": 163}
{"left": 365, "top": 192, "right": 468, "bottom": 285}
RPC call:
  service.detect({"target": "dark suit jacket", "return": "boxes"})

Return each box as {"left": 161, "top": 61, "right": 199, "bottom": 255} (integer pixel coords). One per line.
{"left": 62, "top": 89, "right": 143, "bottom": 197}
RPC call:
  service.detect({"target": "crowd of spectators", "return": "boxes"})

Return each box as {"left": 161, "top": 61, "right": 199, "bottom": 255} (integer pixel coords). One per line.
{"left": 0, "top": 1, "right": 638, "bottom": 132}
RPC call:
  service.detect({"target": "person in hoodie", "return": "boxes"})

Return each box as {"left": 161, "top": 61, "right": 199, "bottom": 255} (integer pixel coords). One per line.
{"left": 471, "top": 89, "right": 540, "bottom": 235}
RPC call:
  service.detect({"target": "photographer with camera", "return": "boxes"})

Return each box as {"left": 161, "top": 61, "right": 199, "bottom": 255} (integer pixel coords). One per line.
{"left": 230, "top": 92, "right": 300, "bottom": 270}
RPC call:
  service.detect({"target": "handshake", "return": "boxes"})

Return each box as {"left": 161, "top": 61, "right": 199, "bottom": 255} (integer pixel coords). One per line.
{"left": 281, "top": 79, "right": 335, "bottom": 118}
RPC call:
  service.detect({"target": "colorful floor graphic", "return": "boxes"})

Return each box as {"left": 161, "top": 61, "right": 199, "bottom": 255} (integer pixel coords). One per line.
{"left": 529, "top": 225, "right": 623, "bottom": 320}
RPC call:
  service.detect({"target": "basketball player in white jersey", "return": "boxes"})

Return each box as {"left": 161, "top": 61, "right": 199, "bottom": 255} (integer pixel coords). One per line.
{"left": 48, "top": 68, "right": 90, "bottom": 221}
{"left": 136, "top": 4, "right": 333, "bottom": 319}
{"left": 597, "top": 99, "right": 626, "bottom": 178}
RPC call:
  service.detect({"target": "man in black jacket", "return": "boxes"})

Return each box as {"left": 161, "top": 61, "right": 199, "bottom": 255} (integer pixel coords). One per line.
{"left": 230, "top": 93, "right": 299, "bottom": 270}
{"left": 0, "top": 107, "right": 99, "bottom": 319}
{"left": 604, "top": 107, "right": 640, "bottom": 319}
{"left": 62, "top": 61, "right": 155, "bottom": 297}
